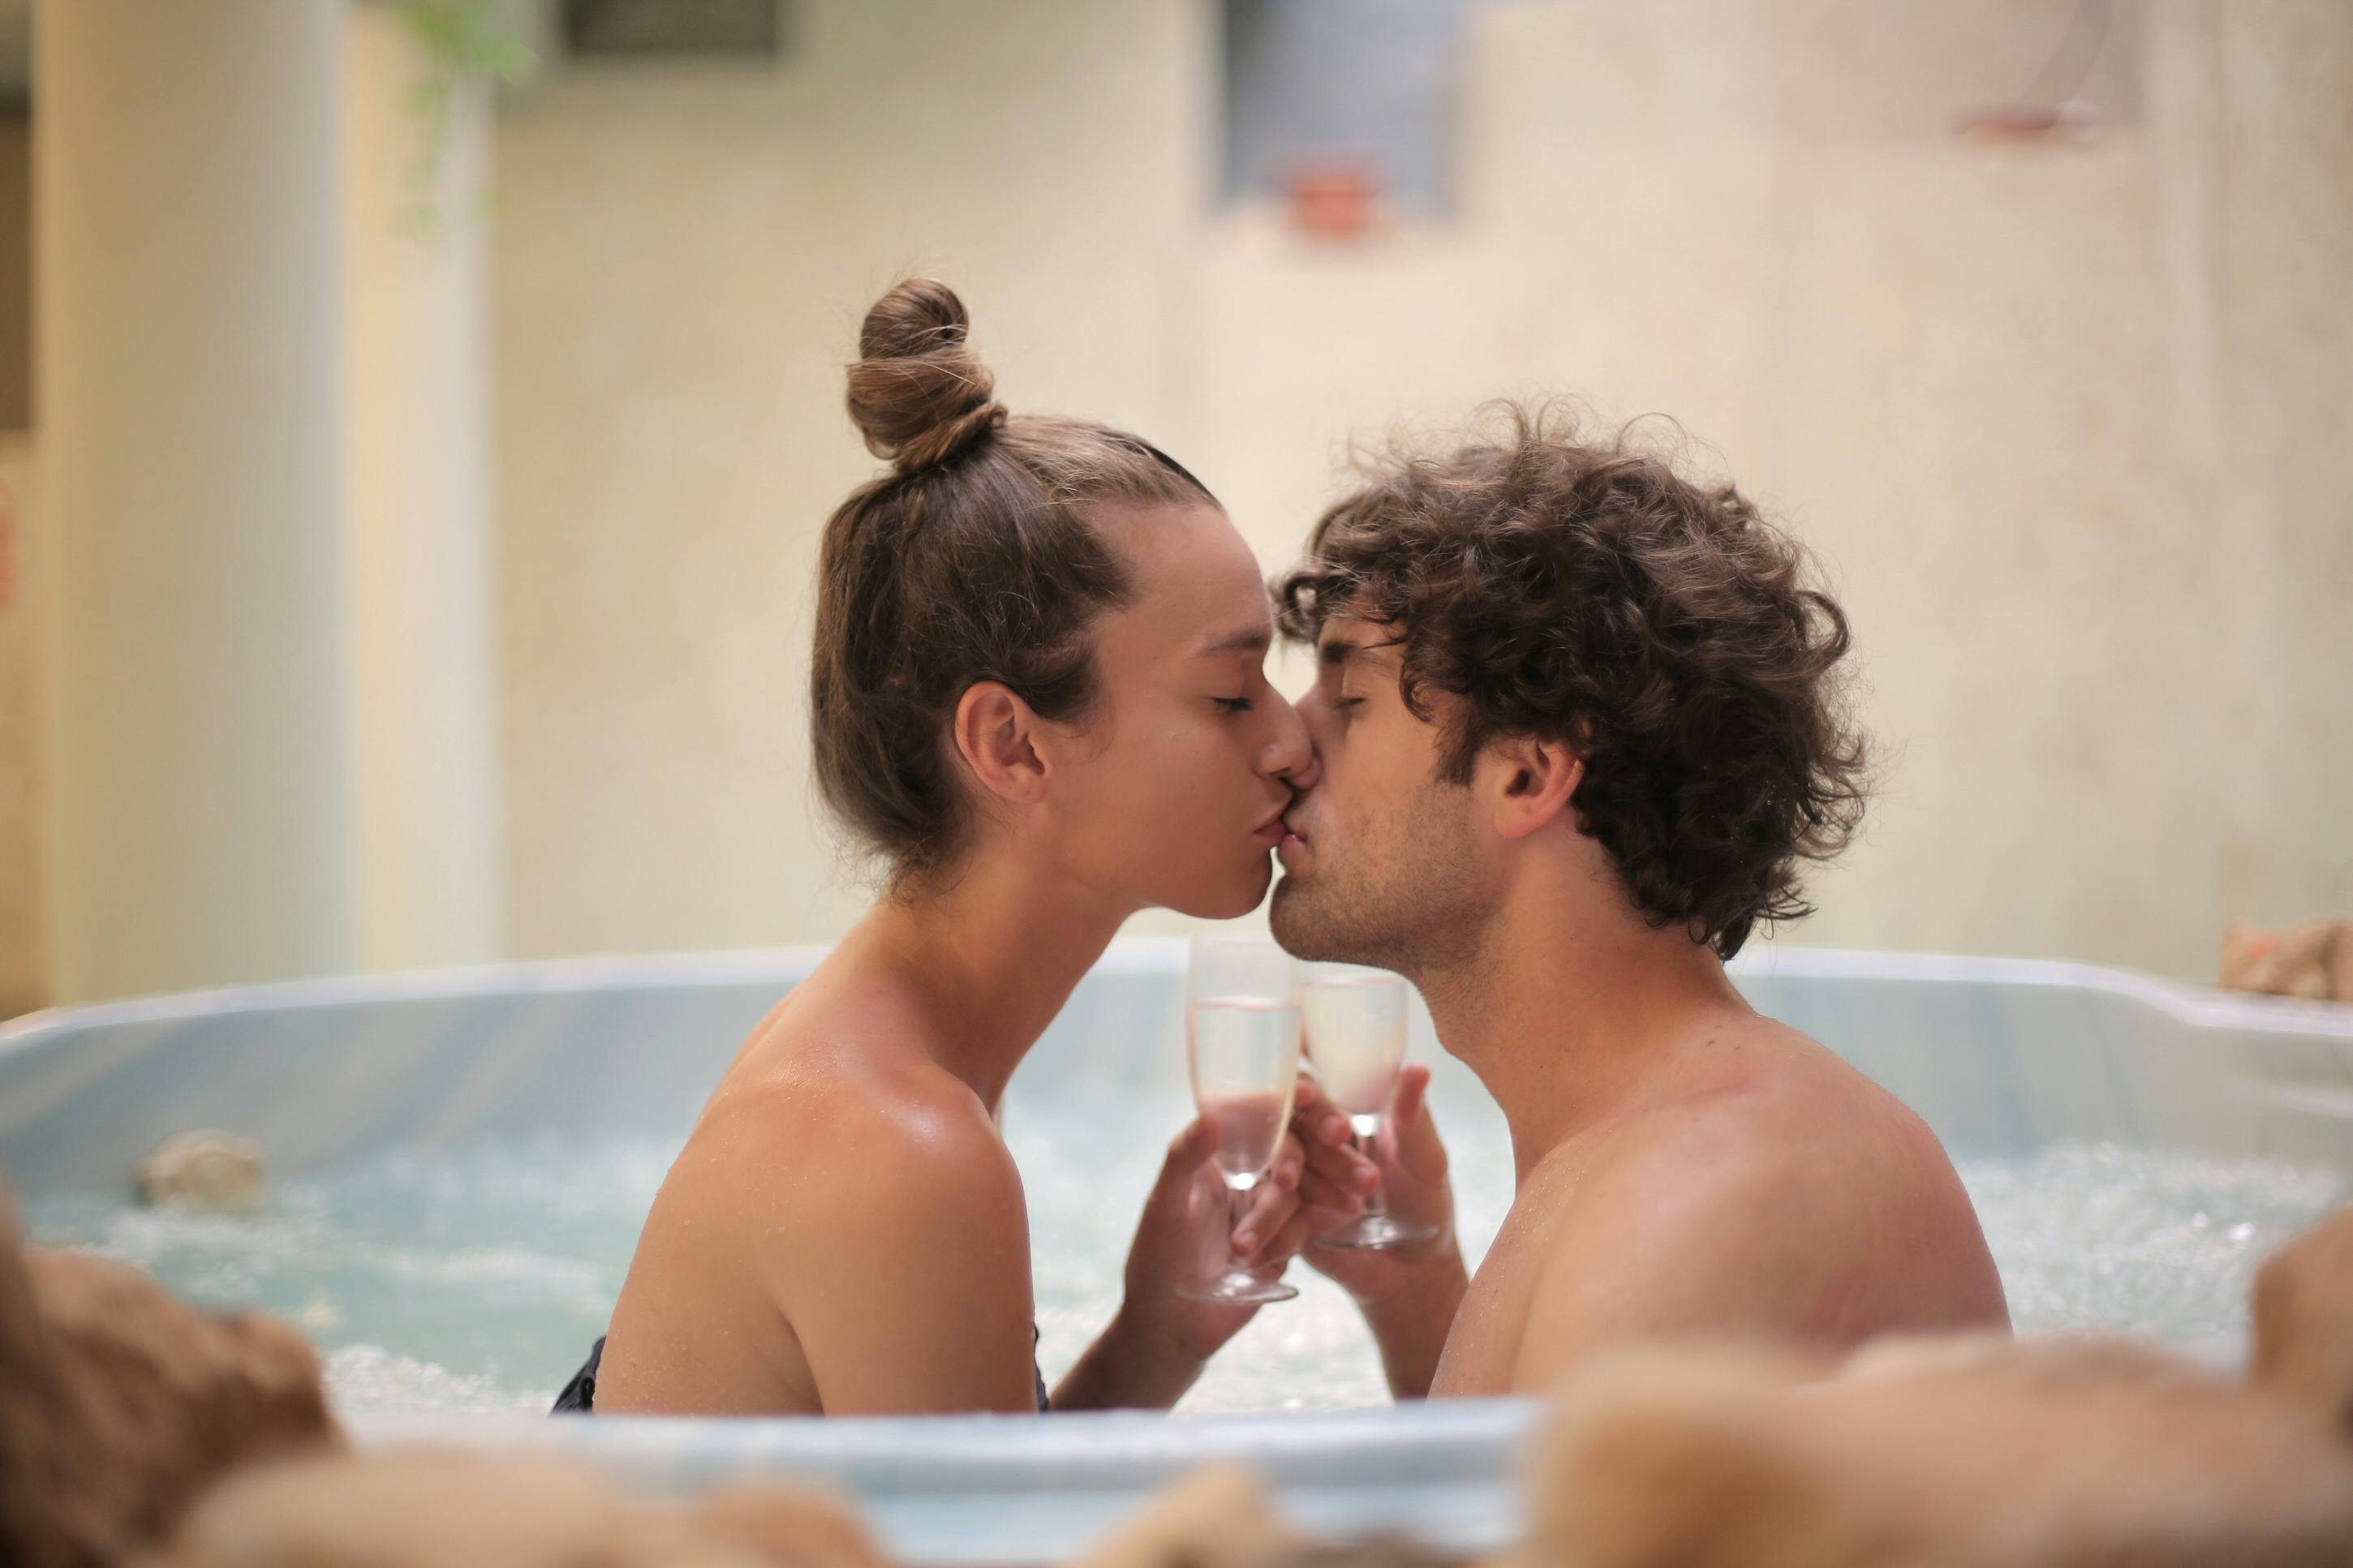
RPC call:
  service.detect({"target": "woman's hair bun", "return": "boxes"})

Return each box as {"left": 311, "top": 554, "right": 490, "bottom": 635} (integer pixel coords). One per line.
{"left": 845, "top": 278, "right": 1008, "bottom": 472}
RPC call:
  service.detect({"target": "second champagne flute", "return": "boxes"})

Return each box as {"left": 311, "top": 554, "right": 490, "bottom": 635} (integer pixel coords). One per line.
{"left": 1304, "top": 963, "right": 1438, "bottom": 1250}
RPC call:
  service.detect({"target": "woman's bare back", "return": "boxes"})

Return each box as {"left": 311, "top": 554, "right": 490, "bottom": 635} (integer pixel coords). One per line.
{"left": 589, "top": 976, "right": 1044, "bottom": 1415}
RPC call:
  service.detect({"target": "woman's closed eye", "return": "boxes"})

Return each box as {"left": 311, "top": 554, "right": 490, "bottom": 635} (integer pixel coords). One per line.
{"left": 1211, "top": 696, "right": 1256, "bottom": 714}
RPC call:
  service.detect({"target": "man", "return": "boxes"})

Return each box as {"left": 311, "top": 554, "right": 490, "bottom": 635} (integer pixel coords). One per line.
{"left": 1275, "top": 408, "right": 2009, "bottom": 1399}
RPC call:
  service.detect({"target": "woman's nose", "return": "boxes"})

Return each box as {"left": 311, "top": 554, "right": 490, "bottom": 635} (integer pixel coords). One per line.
{"left": 1259, "top": 692, "right": 1318, "bottom": 788}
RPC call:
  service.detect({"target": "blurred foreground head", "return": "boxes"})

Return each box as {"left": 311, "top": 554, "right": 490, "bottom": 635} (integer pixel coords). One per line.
{"left": 0, "top": 1183, "right": 342, "bottom": 1568}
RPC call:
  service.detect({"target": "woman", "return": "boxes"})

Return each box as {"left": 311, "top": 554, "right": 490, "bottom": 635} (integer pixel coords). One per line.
{"left": 556, "top": 280, "right": 1368, "bottom": 1416}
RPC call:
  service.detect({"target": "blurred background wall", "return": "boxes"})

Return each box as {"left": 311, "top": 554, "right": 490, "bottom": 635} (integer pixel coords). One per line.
{"left": 0, "top": 0, "right": 2347, "bottom": 1008}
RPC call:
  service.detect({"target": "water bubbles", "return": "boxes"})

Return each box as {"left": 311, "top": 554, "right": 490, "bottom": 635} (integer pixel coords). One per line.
{"left": 1957, "top": 1142, "right": 2347, "bottom": 1345}
{"left": 23, "top": 1128, "right": 2345, "bottom": 1415}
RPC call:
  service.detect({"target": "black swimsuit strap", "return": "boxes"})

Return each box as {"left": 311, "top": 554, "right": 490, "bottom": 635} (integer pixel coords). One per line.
{"left": 550, "top": 1331, "right": 1049, "bottom": 1415}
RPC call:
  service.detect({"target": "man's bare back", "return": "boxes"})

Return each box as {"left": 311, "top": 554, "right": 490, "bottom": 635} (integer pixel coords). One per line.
{"left": 1291, "top": 999, "right": 2008, "bottom": 1400}
{"left": 1266, "top": 413, "right": 2010, "bottom": 1400}
{"left": 1428, "top": 1012, "right": 2007, "bottom": 1395}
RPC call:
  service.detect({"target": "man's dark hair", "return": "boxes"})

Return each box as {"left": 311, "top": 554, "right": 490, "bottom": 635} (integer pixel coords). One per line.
{"left": 1275, "top": 405, "right": 1868, "bottom": 959}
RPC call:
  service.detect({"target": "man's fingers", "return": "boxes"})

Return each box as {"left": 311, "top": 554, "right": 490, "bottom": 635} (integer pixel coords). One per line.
{"left": 1289, "top": 1076, "right": 1355, "bottom": 1147}
{"left": 1232, "top": 1181, "right": 1298, "bottom": 1255}
{"left": 1392, "top": 1063, "right": 1431, "bottom": 1128}
{"left": 1387, "top": 1064, "right": 1450, "bottom": 1183}
{"left": 1297, "top": 1166, "right": 1363, "bottom": 1214}
{"left": 1299, "top": 1123, "right": 1376, "bottom": 1180}
{"left": 1247, "top": 1209, "right": 1314, "bottom": 1267}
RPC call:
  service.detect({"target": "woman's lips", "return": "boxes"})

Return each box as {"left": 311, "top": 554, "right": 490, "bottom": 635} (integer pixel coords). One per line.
{"left": 1251, "top": 814, "right": 1288, "bottom": 848}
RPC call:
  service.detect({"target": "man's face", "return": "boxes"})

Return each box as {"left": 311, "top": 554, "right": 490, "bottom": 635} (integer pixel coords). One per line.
{"left": 1271, "top": 616, "right": 1494, "bottom": 974}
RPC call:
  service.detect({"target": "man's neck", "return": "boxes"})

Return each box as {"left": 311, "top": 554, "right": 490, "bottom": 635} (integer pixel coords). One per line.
{"left": 1417, "top": 874, "right": 1752, "bottom": 1187}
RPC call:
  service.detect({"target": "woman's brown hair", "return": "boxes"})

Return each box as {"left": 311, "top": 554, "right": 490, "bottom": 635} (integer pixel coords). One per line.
{"left": 811, "top": 279, "right": 1215, "bottom": 890}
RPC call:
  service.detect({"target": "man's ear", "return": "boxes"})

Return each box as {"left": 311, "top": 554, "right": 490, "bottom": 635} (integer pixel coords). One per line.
{"left": 952, "top": 681, "right": 1049, "bottom": 805}
{"left": 1488, "top": 733, "right": 1582, "bottom": 841}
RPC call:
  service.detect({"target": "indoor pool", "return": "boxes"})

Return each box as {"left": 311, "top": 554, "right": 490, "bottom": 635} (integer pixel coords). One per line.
{"left": 3, "top": 943, "right": 2350, "bottom": 1562}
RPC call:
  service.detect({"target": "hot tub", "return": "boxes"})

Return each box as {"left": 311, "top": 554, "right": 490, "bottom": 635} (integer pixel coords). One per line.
{"left": 2, "top": 943, "right": 2348, "bottom": 1562}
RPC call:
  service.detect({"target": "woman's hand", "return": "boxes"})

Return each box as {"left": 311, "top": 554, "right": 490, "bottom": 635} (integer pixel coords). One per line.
{"left": 1121, "top": 1114, "right": 1312, "bottom": 1361}
{"left": 1056, "top": 1114, "right": 1311, "bottom": 1409}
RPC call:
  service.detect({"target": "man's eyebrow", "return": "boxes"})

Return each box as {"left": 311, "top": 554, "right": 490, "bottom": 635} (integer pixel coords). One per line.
{"left": 1319, "top": 634, "right": 1400, "bottom": 667}
{"left": 1195, "top": 625, "right": 1272, "bottom": 657}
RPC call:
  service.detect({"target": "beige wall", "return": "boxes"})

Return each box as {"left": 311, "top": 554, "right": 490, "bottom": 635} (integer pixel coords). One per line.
{"left": 2, "top": 6, "right": 504, "bottom": 1012}
{"left": 494, "top": 0, "right": 1211, "bottom": 956}
{"left": 0, "top": 435, "right": 37, "bottom": 1015}
{"left": 9, "top": 0, "right": 2343, "bottom": 1003}
{"left": 492, "top": 0, "right": 2353, "bottom": 980}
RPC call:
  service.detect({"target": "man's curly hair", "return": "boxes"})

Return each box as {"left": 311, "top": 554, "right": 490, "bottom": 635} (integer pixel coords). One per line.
{"left": 1275, "top": 406, "right": 1868, "bottom": 959}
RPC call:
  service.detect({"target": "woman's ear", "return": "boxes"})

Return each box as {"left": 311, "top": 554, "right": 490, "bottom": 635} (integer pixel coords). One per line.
{"left": 953, "top": 681, "right": 1049, "bottom": 805}
{"left": 1488, "top": 733, "right": 1582, "bottom": 842}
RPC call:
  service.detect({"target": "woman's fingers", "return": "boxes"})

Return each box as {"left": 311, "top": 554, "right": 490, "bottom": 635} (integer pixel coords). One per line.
{"left": 1270, "top": 1128, "right": 1306, "bottom": 1192}
{"left": 1143, "top": 1115, "right": 1219, "bottom": 1224}
{"left": 1232, "top": 1176, "right": 1299, "bottom": 1255}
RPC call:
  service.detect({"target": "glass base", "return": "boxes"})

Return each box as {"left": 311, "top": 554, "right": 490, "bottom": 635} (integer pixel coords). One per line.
{"left": 1317, "top": 1212, "right": 1440, "bottom": 1251}
{"left": 1176, "top": 1269, "right": 1300, "bottom": 1304}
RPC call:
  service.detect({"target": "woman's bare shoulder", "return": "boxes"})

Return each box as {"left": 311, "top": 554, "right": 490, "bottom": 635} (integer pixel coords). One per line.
{"left": 682, "top": 990, "right": 1020, "bottom": 1219}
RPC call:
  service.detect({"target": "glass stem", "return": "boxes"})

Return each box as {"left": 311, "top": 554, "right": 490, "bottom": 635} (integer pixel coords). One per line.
{"left": 1353, "top": 1117, "right": 1387, "bottom": 1220}
{"left": 1228, "top": 1179, "right": 1255, "bottom": 1274}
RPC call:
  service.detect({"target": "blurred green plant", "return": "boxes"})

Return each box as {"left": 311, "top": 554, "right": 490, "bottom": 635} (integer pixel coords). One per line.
{"left": 389, "top": 0, "right": 536, "bottom": 238}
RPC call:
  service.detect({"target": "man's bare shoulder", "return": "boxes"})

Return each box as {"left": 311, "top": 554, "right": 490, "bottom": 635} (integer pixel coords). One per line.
{"left": 1508, "top": 1017, "right": 2007, "bottom": 1390}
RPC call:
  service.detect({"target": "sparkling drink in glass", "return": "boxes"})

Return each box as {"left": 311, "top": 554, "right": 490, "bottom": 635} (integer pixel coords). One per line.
{"left": 1179, "top": 935, "right": 1302, "bottom": 1304}
{"left": 1304, "top": 964, "right": 1438, "bottom": 1250}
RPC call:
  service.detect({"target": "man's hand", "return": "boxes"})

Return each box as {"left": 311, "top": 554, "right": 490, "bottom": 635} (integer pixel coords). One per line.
{"left": 1293, "top": 1065, "right": 1456, "bottom": 1300}
{"left": 1292, "top": 1065, "right": 1467, "bottom": 1399}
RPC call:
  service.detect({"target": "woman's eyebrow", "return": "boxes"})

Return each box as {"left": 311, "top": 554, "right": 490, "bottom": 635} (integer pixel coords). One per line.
{"left": 1195, "top": 625, "right": 1272, "bottom": 657}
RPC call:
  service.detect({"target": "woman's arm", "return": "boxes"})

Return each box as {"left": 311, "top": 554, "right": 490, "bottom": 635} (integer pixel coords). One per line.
{"left": 1052, "top": 1115, "right": 1313, "bottom": 1411}
{"left": 778, "top": 1102, "right": 1047, "bottom": 1416}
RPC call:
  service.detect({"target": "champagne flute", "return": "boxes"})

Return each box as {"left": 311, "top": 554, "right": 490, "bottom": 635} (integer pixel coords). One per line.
{"left": 1178, "top": 934, "right": 1303, "bottom": 1305}
{"left": 1303, "top": 963, "right": 1438, "bottom": 1250}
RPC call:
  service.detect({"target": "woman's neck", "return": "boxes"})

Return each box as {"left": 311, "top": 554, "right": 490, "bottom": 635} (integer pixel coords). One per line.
{"left": 845, "top": 853, "right": 1136, "bottom": 1115}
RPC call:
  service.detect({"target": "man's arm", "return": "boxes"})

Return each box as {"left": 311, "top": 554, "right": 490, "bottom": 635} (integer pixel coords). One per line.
{"left": 1293, "top": 1067, "right": 1468, "bottom": 1400}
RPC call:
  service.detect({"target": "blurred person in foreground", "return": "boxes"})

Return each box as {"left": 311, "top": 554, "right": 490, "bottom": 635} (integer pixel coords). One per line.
{"left": 1272, "top": 408, "right": 2011, "bottom": 1397}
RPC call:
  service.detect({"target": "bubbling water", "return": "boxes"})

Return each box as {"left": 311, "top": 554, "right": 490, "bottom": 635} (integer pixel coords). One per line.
{"left": 24, "top": 1132, "right": 2346, "bottom": 1417}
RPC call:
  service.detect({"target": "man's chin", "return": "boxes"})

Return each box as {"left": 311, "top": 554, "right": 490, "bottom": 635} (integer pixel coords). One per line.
{"left": 1268, "top": 876, "right": 1343, "bottom": 962}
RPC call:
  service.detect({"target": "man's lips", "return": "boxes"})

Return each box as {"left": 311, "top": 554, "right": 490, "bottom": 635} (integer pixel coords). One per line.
{"left": 1275, "top": 816, "right": 1310, "bottom": 872}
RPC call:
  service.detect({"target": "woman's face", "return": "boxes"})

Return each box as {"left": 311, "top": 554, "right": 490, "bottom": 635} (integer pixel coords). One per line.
{"left": 1035, "top": 501, "right": 1314, "bottom": 919}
